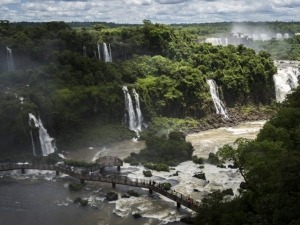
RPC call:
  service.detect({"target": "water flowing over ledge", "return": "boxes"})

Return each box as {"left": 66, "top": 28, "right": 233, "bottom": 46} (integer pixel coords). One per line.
{"left": 207, "top": 79, "right": 229, "bottom": 119}
{"left": 28, "top": 113, "right": 57, "bottom": 157}
{"left": 273, "top": 61, "right": 300, "bottom": 102}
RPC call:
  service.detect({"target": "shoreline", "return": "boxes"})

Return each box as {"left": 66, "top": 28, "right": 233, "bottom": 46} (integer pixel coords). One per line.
{"left": 186, "top": 105, "right": 273, "bottom": 134}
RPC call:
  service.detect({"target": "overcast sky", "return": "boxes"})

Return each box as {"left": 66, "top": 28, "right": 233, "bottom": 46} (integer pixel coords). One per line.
{"left": 0, "top": 0, "right": 299, "bottom": 24}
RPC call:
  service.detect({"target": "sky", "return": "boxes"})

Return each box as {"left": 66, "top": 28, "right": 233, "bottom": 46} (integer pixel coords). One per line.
{"left": 0, "top": 0, "right": 299, "bottom": 24}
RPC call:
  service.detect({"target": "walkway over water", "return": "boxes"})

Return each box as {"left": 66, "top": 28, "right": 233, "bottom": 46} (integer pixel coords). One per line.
{"left": 0, "top": 158, "right": 199, "bottom": 211}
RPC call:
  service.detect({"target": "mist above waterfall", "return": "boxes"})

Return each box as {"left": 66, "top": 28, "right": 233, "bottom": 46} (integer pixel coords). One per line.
{"left": 205, "top": 23, "right": 291, "bottom": 47}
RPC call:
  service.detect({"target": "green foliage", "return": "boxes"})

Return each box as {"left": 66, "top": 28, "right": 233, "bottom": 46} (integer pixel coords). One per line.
{"left": 192, "top": 156, "right": 204, "bottom": 164}
{"left": 143, "top": 170, "right": 153, "bottom": 177}
{"left": 0, "top": 21, "right": 284, "bottom": 158}
{"left": 144, "top": 163, "right": 170, "bottom": 172}
{"left": 257, "top": 35, "right": 300, "bottom": 60}
{"left": 125, "top": 131, "right": 194, "bottom": 167}
{"left": 207, "top": 153, "right": 220, "bottom": 165}
{"left": 161, "top": 182, "right": 172, "bottom": 191}
{"left": 74, "top": 197, "right": 89, "bottom": 206}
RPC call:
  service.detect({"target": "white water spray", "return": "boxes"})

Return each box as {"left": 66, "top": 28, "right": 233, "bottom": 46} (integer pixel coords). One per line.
{"left": 207, "top": 79, "right": 229, "bottom": 119}
{"left": 205, "top": 38, "right": 228, "bottom": 46}
{"left": 273, "top": 64, "right": 300, "bottom": 102}
{"left": 103, "top": 43, "right": 112, "bottom": 62}
{"left": 6, "top": 47, "right": 15, "bottom": 71}
{"left": 122, "top": 86, "right": 143, "bottom": 133}
{"left": 28, "top": 113, "right": 57, "bottom": 156}
{"left": 133, "top": 88, "right": 143, "bottom": 131}
{"left": 97, "top": 43, "right": 101, "bottom": 60}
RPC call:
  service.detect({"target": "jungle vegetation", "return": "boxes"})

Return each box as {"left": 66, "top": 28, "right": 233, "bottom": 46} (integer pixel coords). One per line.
{"left": 0, "top": 20, "right": 298, "bottom": 156}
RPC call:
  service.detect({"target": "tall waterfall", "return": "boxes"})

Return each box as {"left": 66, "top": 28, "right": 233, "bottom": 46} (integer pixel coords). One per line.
{"left": 97, "top": 43, "right": 101, "bottom": 60}
{"left": 6, "top": 47, "right": 15, "bottom": 71}
{"left": 103, "top": 43, "right": 112, "bottom": 62}
{"left": 207, "top": 79, "right": 229, "bottom": 119}
{"left": 133, "top": 88, "right": 143, "bottom": 131}
{"left": 122, "top": 86, "right": 143, "bottom": 133}
{"left": 28, "top": 113, "right": 57, "bottom": 156}
{"left": 273, "top": 63, "right": 300, "bottom": 102}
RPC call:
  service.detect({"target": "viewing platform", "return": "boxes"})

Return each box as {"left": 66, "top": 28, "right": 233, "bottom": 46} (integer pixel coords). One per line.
{"left": 0, "top": 158, "right": 199, "bottom": 211}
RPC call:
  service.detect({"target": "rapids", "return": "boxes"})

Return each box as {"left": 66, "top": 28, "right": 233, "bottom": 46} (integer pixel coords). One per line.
{"left": 0, "top": 121, "right": 265, "bottom": 224}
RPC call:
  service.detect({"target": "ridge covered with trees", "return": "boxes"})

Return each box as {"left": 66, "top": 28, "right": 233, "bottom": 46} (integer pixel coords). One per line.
{"left": 0, "top": 20, "right": 295, "bottom": 157}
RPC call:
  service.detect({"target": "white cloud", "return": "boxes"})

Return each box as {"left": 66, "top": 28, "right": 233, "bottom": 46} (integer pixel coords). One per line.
{"left": 0, "top": 0, "right": 299, "bottom": 23}
{"left": 0, "top": 0, "right": 20, "bottom": 4}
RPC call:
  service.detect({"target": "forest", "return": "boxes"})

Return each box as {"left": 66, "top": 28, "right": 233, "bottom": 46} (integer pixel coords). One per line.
{"left": 0, "top": 19, "right": 300, "bottom": 225}
{"left": 0, "top": 20, "right": 299, "bottom": 157}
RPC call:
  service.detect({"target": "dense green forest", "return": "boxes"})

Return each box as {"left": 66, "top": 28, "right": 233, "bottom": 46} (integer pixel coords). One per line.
{"left": 0, "top": 20, "right": 298, "bottom": 157}
{"left": 195, "top": 85, "right": 300, "bottom": 225}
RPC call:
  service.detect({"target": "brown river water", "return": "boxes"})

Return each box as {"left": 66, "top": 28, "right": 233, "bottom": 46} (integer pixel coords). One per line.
{"left": 0, "top": 121, "right": 265, "bottom": 225}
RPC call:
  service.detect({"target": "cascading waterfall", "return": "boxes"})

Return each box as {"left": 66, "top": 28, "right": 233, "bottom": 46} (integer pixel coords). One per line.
{"left": 97, "top": 43, "right": 101, "bottom": 60}
{"left": 28, "top": 113, "right": 57, "bottom": 156}
{"left": 103, "top": 43, "right": 112, "bottom": 62}
{"left": 273, "top": 66, "right": 300, "bottom": 102}
{"left": 133, "top": 88, "right": 143, "bottom": 131}
{"left": 6, "top": 47, "right": 15, "bottom": 71}
{"left": 205, "top": 38, "right": 228, "bottom": 46}
{"left": 122, "top": 86, "right": 143, "bottom": 133}
{"left": 207, "top": 79, "right": 229, "bottom": 119}
{"left": 109, "top": 44, "right": 112, "bottom": 62}
{"left": 122, "top": 86, "right": 137, "bottom": 131}
{"left": 284, "top": 33, "right": 289, "bottom": 39}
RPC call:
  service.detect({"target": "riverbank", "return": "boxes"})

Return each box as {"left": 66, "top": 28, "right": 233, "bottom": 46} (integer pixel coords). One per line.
{"left": 146, "top": 105, "right": 275, "bottom": 136}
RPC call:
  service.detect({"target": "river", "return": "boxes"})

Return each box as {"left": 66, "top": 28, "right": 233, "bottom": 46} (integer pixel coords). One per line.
{"left": 0, "top": 121, "right": 265, "bottom": 225}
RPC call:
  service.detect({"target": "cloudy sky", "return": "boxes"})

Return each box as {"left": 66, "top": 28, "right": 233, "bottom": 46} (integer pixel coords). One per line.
{"left": 0, "top": 0, "right": 299, "bottom": 24}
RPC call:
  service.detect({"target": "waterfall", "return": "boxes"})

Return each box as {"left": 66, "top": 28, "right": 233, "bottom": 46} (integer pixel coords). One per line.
{"left": 122, "top": 86, "right": 143, "bottom": 133}
{"left": 29, "top": 130, "right": 37, "bottom": 156}
{"left": 273, "top": 66, "right": 300, "bottom": 102}
{"left": 103, "top": 43, "right": 112, "bottom": 62}
{"left": 6, "top": 47, "right": 15, "bottom": 71}
{"left": 133, "top": 88, "right": 143, "bottom": 131}
{"left": 284, "top": 33, "right": 289, "bottom": 39}
{"left": 207, "top": 79, "right": 229, "bottom": 119}
{"left": 276, "top": 33, "right": 283, "bottom": 39}
{"left": 97, "top": 43, "right": 101, "bottom": 60}
{"left": 109, "top": 43, "right": 112, "bottom": 62}
{"left": 28, "top": 113, "right": 57, "bottom": 156}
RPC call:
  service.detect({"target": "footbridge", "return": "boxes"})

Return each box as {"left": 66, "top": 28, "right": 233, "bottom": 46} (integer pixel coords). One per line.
{"left": 0, "top": 157, "right": 199, "bottom": 211}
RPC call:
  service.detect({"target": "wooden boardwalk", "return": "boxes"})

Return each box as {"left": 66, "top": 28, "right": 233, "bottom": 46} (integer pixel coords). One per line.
{"left": 0, "top": 158, "right": 199, "bottom": 211}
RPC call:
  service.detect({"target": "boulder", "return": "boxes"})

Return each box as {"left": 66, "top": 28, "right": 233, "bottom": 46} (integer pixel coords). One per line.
{"left": 193, "top": 172, "right": 206, "bottom": 180}
{"left": 106, "top": 192, "right": 118, "bottom": 201}
{"left": 240, "top": 181, "right": 248, "bottom": 189}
